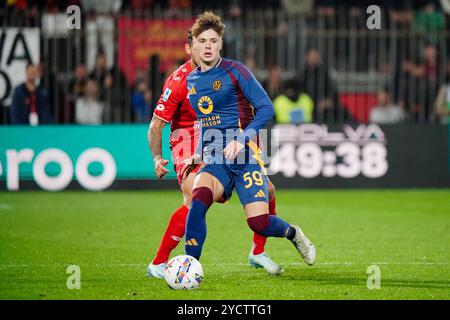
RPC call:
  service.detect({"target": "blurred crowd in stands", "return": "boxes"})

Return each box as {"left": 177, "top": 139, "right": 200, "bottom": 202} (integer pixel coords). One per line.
{"left": 1, "top": 0, "right": 450, "bottom": 126}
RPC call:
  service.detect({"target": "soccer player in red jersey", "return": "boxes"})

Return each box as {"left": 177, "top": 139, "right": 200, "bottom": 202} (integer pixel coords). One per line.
{"left": 146, "top": 31, "right": 283, "bottom": 278}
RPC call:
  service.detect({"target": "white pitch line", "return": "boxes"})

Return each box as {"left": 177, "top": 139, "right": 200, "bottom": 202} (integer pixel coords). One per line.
{"left": 0, "top": 262, "right": 448, "bottom": 268}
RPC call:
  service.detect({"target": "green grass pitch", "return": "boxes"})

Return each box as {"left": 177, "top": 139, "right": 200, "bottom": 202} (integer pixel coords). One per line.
{"left": 0, "top": 189, "right": 449, "bottom": 300}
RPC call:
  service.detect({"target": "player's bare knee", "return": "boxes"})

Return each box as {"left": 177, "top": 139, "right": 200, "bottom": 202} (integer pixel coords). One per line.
{"left": 181, "top": 173, "right": 196, "bottom": 207}
{"left": 183, "top": 190, "right": 192, "bottom": 207}
{"left": 194, "top": 172, "right": 224, "bottom": 203}
{"left": 181, "top": 182, "right": 193, "bottom": 206}
{"left": 245, "top": 201, "right": 269, "bottom": 218}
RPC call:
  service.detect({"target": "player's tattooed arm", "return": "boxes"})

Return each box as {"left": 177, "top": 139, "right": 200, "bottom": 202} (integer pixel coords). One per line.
{"left": 148, "top": 116, "right": 170, "bottom": 178}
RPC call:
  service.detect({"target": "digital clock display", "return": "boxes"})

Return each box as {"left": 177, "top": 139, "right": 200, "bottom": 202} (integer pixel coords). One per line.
{"left": 267, "top": 124, "right": 388, "bottom": 179}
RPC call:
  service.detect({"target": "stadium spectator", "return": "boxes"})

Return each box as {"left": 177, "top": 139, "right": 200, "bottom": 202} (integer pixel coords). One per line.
{"left": 369, "top": 89, "right": 405, "bottom": 124}
{"left": 434, "top": 83, "right": 450, "bottom": 124}
{"left": 417, "top": 45, "right": 440, "bottom": 81}
{"left": 222, "top": 2, "right": 243, "bottom": 61}
{"left": 37, "top": 61, "right": 56, "bottom": 119}
{"left": 39, "top": 0, "right": 79, "bottom": 12}
{"left": 390, "top": 58, "right": 413, "bottom": 115}
{"left": 314, "top": 0, "right": 335, "bottom": 16}
{"left": 134, "top": 67, "right": 147, "bottom": 85}
{"left": 69, "top": 63, "right": 88, "bottom": 101}
{"left": 302, "top": 48, "right": 350, "bottom": 123}
{"left": 442, "top": 0, "right": 450, "bottom": 13}
{"left": 281, "top": 0, "right": 313, "bottom": 14}
{"left": 107, "top": 64, "right": 132, "bottom": 123}
{"left": 10, "top": 64, "right": 52, "bottom": 125}
{"left": 88, "top": 50, "right": 131, "bottom": 123}
{"left": 245, "top": 57, "right": 269, "bottom": 90}
{"left": 75, "top": 79, "right": 104, "bottom": 124}
{"left": 3, "top": 0, "right": 32, "bottom": 26}
{"left": 89, "top": 51, "right": 112, "bottom": 102}
{"left": 66, "top": 63, "right": 88, "bottom": 123}
{"left": 81, "top": 0, "right": 121, "bottom": 71}
{"left": 267, "top": 65, "right": 282, "bottom": 99}
{"left": 165, "top": 0, "right": 192, "bottom": 18}
{"left": 273, "top": 77, "right": 314, "bottom": 124}
{"left": 389, "top": 3, "right": 413, "bottom": 26}
{"left": 402, "top": 44, "right": 440, "bottom": 123}
{"left": 413, "top": 1, "right": 445, "bottom": 46}
{"left": 131, "top": 79, "right": 152, "bottom": 123}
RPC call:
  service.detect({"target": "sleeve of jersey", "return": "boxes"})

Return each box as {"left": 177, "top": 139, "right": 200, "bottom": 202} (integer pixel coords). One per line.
{"left": 235, "top": 64, "right": 274, "bottom": 140}
{"left": 152, "top": 79, "right": 184, "bottom": 123}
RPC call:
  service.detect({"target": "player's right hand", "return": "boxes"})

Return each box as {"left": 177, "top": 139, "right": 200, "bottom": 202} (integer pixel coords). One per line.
{"left": 154, "top": 157, "right": 170, "bottom": 178}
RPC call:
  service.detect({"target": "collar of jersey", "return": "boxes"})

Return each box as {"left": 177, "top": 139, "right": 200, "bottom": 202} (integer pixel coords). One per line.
{"left": 196, "top": 57, "right": 222, "bottom": 73}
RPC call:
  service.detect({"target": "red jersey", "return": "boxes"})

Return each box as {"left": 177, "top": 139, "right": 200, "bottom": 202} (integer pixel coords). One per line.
{"left": 153, "top": 60, "right": 199, "bottom": 165}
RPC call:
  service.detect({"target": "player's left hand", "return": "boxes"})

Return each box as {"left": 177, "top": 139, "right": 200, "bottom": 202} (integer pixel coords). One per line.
{"left": 224, "top": 140, "right": 244, "bottom": 160}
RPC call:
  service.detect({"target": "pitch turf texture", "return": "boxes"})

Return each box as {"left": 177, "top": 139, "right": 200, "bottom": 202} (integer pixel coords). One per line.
{"left": 0, "top": 190, "right": 449, "bottom": 300}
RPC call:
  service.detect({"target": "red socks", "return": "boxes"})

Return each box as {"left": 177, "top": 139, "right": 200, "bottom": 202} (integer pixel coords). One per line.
{"left": 269, "top": 195, "right": 276, "bottom": 216}
{"left": 153, "top": 195, "right": 277, "bottom": 262}
{"left": 251, "top": 196, "right": 276, "bottom": 255}
{"left": 152, "top": 205, "right": 189, "bottom": 265}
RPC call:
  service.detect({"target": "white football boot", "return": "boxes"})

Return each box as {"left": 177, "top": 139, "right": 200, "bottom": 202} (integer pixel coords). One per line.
{"left": 290, "top": 225, "right": 316, "bottom": 266}
{"left": 248, "top": 252, "right": 284, "bottom": 276}
{"left": 146, "top": 263, "right": 166, "bottom": 279}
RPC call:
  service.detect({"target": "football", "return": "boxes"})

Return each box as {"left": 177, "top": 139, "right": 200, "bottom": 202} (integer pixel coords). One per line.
{"left": 164, "top": 255, "right": 204, "bottom": 290}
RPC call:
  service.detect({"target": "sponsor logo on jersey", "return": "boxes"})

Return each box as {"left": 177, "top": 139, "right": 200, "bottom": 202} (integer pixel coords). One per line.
{"left": 189, "top": 86, "right": 196, "bottom": 95}
{"left": 156, "top": 104, "right": 165, "bottom": 111}
{"left": 174, "top": 76, "right": 181, "bottom": 81}
{"left": 198, "top": 96, "right": 214, "bottom": 115}
{"left": 212, "top": 80, "right": 222, "bottom": 91}
{"left": 199, "top": 115, "right": 221, "bottom": 127}
{"left": 162, "top": 88, "right": 172, "bottom": 102}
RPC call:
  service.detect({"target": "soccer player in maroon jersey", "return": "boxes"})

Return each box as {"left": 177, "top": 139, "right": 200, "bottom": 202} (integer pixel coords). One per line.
{"left": 181, "top": 11, "right": 315, "bottom": 268}
{"left": 146, "top": 31, "right": 283, "bottom": 278}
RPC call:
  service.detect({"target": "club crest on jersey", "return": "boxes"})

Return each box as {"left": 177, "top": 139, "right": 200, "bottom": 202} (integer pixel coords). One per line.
{"left": 162, "top": 88, "right": 172, "bottom": 102}
{"left": 212, "top": 80, "right": 222, "bottom": 91}
{"left": 198, "top": 96, "right": 214, "bottom": 115}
